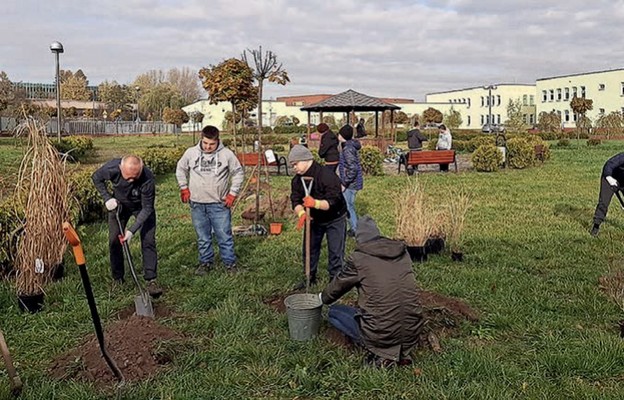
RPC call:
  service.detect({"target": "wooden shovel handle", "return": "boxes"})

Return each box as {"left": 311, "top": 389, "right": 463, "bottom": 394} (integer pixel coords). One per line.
{"left": 0, "top": 329, "right": 22, "bottom": 396}
{"left": 62, "top": 222, "right": 86, "bottom": 265}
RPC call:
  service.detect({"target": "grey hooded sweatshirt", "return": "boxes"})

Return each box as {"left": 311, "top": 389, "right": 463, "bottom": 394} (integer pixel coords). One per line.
{"left": 175, "top": 141, "right": 244, "bottom": 204}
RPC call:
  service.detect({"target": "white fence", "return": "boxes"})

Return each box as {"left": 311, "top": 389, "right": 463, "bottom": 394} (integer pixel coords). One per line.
{"left": 0, "top": 118, "right": 179, "bottom": 135}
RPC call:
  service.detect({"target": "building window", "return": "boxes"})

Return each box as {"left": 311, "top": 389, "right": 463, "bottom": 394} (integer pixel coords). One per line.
{"left": 564, "top": 88, "right": 570, "bottom": 101}
{"left": 599, "top": 108, "right": 605, "bottom": 114}
{"left": 481, "top": 115, "right": 484, "bottom": 124}
{"left": 467, "top": 116, "right": 471, "bottom": 126}
{"left": 572, "top": 87, "right": 578, "bottom": 97}
{"left": 598, "top": 83, "right": 605, "bottom": 91}
{"left": 573, "top": 113, "right": 577, "bottom": 122}
{"left": 529, "top": 95, "right": 534, "bottom": 105}
{"left": 496, "top": 95, "right": 501, "bottom": 106}
{"left": 621, "top": 82, "right": 624, "bottom": 96}
{"left": 523, "top": 113, "right": 527, "bottom": 123}
{"left": 523, "top": 95, "right": 528, "bottom": 105}
{"left": 496, "top": 114, "right": 501, "bottom": 124}
{"left": 581, "top": 86, "right": 586, "bottom": 97}
{"left": 549, "top": 89, "right": 554, "bottom": 101}
{"left": 467, "top": 98, "right": 471, "bottom": 108}
{"left": 481, "top": 96, "right": 484, "bottom": 107}
{"left": 564, "top": 110, "right": 570, "bottom": 122}
{"left": 542, "top": 90, "right": 547, "bottom": 102}
{"left": 529, "top": 114, "right": 535, "bottom": 124}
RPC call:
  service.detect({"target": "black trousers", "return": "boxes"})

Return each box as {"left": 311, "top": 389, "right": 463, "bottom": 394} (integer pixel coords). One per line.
{"left": 302, "top": 215, "right": 346, "bottom": 280}
{"left": 108, "top": 208, "right": 157, "bottom": 281}
{"left": 593, "top": 177, "right": 617, "bottom": 225}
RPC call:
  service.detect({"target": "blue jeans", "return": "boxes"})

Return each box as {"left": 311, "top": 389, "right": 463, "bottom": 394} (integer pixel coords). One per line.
{"left": 343, "top": 188, "right": 358, "bottom": 231}
{"left": 328, "top": 304, "right": 362, "bottom": 345}
{"left": 190, "top": 201, "right": 236, "bottom": 266}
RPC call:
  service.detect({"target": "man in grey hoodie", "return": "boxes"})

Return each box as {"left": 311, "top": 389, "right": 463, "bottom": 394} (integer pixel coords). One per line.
{"left": 175, "top": 125, "right": 244, "bottom": 275}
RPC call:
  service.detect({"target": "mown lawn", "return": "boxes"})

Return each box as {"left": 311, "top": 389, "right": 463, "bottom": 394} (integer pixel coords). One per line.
{"left": 1, "top": 136, "right": 624, "bottom": 399}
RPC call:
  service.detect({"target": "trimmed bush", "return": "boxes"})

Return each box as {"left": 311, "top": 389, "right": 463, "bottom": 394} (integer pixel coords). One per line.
{"left": 524, "top": 135, "right": 551, "bottom": 161}
{"left": 557, "top": 138, "right": 571, "bottom": 147}
{"left": 427, "top": 139, "right": 438, "bottom": 150}
{"left": 53, "top": 135, "right": 95, "bottom": 162}
{"left": 273, "top": 125, "right": 307, "bottom": 135}
{"left": 587, "top": 138, "right": 601, "bottom": 146}
{"left": 360, "top": 146, "right": 384, "bottom": 176}
{"left": 395, "top": 130, "right": 408, "bottom": 142}
{"left": 452, "top": 140, "right": 468, "bottom": 152}
{"left": 272, "top": 145, "right": 286, "bottom": 153}
{"left": 506, "top": 137, "right": 535, "bottom": 169}
{"left": 472, "top": 145, "right": 503, "bottom": 172}
{"left": 138, "top": 145, "right": 186, "bottom": 175}
{"left": 467, "top": 135, "right": 496, "bottom": 152}
{"left": 68, "top": 167, "right": 106, "bottom": 224}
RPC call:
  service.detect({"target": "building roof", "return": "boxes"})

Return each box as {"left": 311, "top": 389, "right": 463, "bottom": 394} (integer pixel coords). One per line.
{"left": 300, "top": 89, "right": 401, "bottom": 112}
{"left": 426, "top": 83, "right": 535, "bottom": 96}
{"left": 536, "top": 67, "right": 624, "bottom": 82}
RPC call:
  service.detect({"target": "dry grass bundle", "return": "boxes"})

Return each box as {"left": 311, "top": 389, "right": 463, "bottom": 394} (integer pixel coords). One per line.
{"left": 395, "top": 179, "right": 432, "bottom": 247}
{"left": 599, "top": 269, "right": 624, "bottom": 312}
{"left": 13, "top": 118, "right": 71, "bottom": 295}
{"left": 429, "top": 208, "right": 448, "bottom": 239}
{"left": 445, "top": 188, "right": 471, "bottom": 252}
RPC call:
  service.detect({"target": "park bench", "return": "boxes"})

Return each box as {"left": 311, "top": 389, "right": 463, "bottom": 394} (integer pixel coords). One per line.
{"left": 236, "top": 150, "right": 288, "bottom": 175}
{"left": 398, "top": 150, "right": 457, "bottom": 174}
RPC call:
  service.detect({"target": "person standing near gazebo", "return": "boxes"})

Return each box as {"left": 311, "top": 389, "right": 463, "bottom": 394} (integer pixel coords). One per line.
{"left": 317, "top": 123, "right": 340, "bottom": 173}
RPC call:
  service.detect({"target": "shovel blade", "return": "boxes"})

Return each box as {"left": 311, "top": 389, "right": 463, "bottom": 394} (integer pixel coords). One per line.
{"left": 134, "top": 294, "right": 154, "bottom": 318}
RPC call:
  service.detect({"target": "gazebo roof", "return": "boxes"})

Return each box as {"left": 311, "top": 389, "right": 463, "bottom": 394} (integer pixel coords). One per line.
{"left": 300, "top": 89, "right": 401, "bottom": 112}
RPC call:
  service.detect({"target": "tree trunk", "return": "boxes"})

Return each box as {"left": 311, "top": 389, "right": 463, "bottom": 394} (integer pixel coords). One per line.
{"left": 254, "top": 79, "right": 264, "bottom": 226}
{"left": 232, "top": 102, "right": 238, "bottom": 153}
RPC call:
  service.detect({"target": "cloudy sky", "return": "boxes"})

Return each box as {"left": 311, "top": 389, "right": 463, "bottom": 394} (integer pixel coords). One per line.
{"left": 3, "top": 0, "right": 624, "bottom": 101}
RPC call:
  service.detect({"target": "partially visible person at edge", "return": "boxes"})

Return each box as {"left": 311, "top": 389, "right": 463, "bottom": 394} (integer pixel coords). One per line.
{"left": 317, "top": 122, "right": 340, "bottom": 172}
{"left": 175, "top": 125, "right": 244, "bottom": 275}
{"left": 407, "top": 120, "right": 427, "bottom": 151}
{"left": 337, "top": 125, "right": 363, "bottom": 237}
{"left": 435, "top": 124, "right": 453, "bottom": 172}
{"left": 317, "top": 215, "right": 425, "bottom": 368}
{"left": 356, "top": 118, "right": 367, "bottom": 138}
{"left": 92, "top": 155, "right": 163, "bottom": 297}
{"left": 590, "top": 152, "right": 624, "bottom": 236}
{"left": 289, "top": 145, "right": 347, "bottom": 290}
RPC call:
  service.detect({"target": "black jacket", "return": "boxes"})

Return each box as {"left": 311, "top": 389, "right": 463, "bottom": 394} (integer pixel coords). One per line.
{"left": 603, "top": 152, "right": 624, "bottom": 182}
{"left": 290, "top": 161, "right": 346, "bottom": 224}
{"left": 407, "top": 128, "right": 427, "bottom": 150}
{"left": 92, "top": 158, "right": 156, "bottom": 233}
{"left": 319, "top": 130, "right": 340, "bottom": 163}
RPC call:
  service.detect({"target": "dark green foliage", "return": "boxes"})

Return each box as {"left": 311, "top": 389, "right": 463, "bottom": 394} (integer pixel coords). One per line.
{"left": 472, "top": 144, "right": 503, "bottom": 172}
{"left": 506, "top": 137, "right": 535, "bottom": 169}
{"left": 395, "top": 130, "right": 407, "bottom": 142}
{"left": 273, "top": 125, "right": 307, "bottom": 135}
{"left": 557, "top": 138, "right": 571, "bottom": 147}
{"left": 587, "top": 137, "right": 602, "bottom": 146}
{"left": 359, "top": 146, "right": 384, "bottom": 175}
{"left": 138, "top": 145, "right": 186, "bottom": 175}
{"left": 0, "top": 199, "right": 24, "bottom": 276}
{"left": 453, "top": 140, "right": 468, "bottom": 152}
{"left": 53, "top": 135, "right": 95, "bottom": 162}
{"left": 67, "top": 167, "right": 106, "bottom": 224}
{"left": 467, "top": 136, "right": 496, "bottom": 152}
{"left": 524, "top": 135, "right": 551, "bottom": 161}
{"left": 427, "top": 138, "right": 438, "bottom": 150}
{"left": 310, "top": 148, "right": 323, "bottom": 165}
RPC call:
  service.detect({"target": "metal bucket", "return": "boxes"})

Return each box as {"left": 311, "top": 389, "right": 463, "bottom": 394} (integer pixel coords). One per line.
{"left": 284, "top": 293, "right": 322, "bottom": 341}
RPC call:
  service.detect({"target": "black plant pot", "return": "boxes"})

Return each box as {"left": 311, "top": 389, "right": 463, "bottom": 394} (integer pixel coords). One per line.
{"left": 52, "top": 262, "right": 65, "bottom": 282}
{"left": 451, "top": 251, "right": 464, "bottom": 262}
{"left": 407, "top": 246, "right": 427, "bottom": 262}
{"left": 619, "top": 320, "right": 624, "bottom": 338}
{"left": 18, "top": 293, "right": 45, "bottom": 313}
{"left": 425, "top": 238, "right": 445, "bottom": 255}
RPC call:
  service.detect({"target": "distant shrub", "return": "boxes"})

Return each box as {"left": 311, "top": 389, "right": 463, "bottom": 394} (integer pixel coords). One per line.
{"left": 472, "top": 144, "right": 502, "bottom": 172}
{"left": 53, "top": 135, "right": 95, "bottom": 162}
{"left": 506, "top": 137, "right": 535, "bottom": 169}
{"left": 273, "top": 125, "right": 306, "bottom": 135}
{"left": 68, "top": 167, "right": 106, "bottom": 224}
{"left": 395, "top": 130, "right": 407, "bottom": 142}
{"left": 138, "top": 145, "right": 186, "bottom": 175}
{"left": 587, "top": 138, "right": 601, "bottom": 146}
{"left": 467, "top": 135, "right": 496, "bottom": 152}
{"left": 557, "top": 138, "right": 571, "bottom": 147}
{"left": 524, "top": 135, "right": 551, "bottom": 161}
{"left": 272, "top": 145, "right": 286, "bottom": 153}
{"left": 427, "top": 139, "right": 438, "bottom": 150}
{"left": 452, "top": 140, "right": 468, "bottom": 152}
{"left": 360, "top": 146, "right": 384, "bottom": 176}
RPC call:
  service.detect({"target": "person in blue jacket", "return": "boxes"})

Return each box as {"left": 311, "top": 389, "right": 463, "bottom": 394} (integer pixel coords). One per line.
{"left": 338, "top": 125, "right": 364, "bottom": 237}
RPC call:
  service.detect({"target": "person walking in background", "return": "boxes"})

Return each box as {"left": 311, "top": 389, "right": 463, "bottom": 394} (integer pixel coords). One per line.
{"left": 289, "top": 145, "right": 347, "bottom": 289}
{"left": 407, "top": 120, "right": 427, "bottom": 150}
{"left": 590, "top": 152, "right": 624, "bottom": 236}
{"left": 317, "top": 216, "right": 424, "bottom": 368}
{"left": 338, "top": 125, "right": 363, "bottom": 237}
{"left": 317, "top": 122, "right": 340, "bottom": 172}
{"left": 175, "top": 125, "right": 244, "bottom": 275}
{"left": 92, "top": 155, "right": 163, "bottom": 297}
{"left": 435, "top": 124, "right": 453, "bottom": 172}
{"left": 356, "top": 118, "right": 367, "bottom": 138}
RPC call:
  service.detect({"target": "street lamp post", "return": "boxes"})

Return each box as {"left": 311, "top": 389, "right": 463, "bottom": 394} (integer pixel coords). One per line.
{"left": 135, "top": 86, "right": 141, "bottom": 123}
{"left": 50, "top": 41, "right": 64, "bottom": 142}
{"left": 484, "top": 84, "right": 506, "bottom": 166}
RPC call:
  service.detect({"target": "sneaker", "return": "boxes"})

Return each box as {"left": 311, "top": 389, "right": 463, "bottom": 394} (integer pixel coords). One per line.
{"left": 146, "top": 280, "right": 163, "bottom": 298}
{"left": 590, "top": 224, "right": 600, "bottom": 237}
{"left": 293, "top": 277, "right": 317, "bottom": 291}
{"left": 347, "top": 229, "right": 355, "bottom": 238}
{"left": 225, "top": 264, "right": 238, "bottom": 274}
{"left": 195, "top": 262, "right": 213, "bottom": 276}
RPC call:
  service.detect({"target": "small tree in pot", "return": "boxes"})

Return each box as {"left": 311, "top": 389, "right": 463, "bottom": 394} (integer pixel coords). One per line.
{"left": 395, "top": 180, "right": 432, "bottom": 262}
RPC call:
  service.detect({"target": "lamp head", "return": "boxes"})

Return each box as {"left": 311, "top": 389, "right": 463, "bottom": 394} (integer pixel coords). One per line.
{"left": 50, "top": 41, "right": 64, "bottom": 53}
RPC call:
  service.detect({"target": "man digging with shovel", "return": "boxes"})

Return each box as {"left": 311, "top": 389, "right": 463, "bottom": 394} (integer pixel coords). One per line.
{"left": 591, "top": 152, "right": 624, "bottom": 236}
{"left": 289, "top": 145, "right": 347, "bottom": 290}
{"left": 92, "top": 155, "right": 163, "bottom": 297}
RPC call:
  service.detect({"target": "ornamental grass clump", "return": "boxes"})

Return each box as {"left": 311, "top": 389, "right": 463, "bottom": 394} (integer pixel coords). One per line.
{"left": 599, "top": 269, "right": 624, "bottom": 313}
{"left": 445, "top": 188, "right": 471, "bottom": 254}
{"left": 395, "top": 179, "right": 432, "bottom": 247}
{"left": 13, "top": 118, "right": 71, "bottom": 296}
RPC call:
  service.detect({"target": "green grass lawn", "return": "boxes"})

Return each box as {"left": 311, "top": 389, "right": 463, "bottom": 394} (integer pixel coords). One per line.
{"left": 2, "top": 136, "right": 624, "bottom": 399}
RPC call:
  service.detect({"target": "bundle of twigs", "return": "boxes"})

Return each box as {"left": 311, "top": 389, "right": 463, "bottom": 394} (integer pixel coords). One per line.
{"left": 445, "top": 188, "right": 471, "bottom": 253}
{"left": 395, "top": 179, "right": 432, "bottom": 247}
{"left": 13, "top": 118, "right": 71, "bottom": 295}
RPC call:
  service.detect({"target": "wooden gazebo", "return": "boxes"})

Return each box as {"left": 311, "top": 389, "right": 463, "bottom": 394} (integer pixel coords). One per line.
{"left": 300, "top": 89, "right": 401, "bottom": 144}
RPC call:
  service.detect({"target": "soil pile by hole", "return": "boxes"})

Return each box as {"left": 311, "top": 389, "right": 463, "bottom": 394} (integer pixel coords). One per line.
{"left": 49, "top": 305, "right": 182, "bottom": 386}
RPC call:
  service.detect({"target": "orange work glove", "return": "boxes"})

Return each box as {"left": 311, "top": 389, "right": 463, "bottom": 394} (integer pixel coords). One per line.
{"left": 296, "top": 210, "right": 306, "bottom": 230}
{"left": 303, "top": 196, "right": 321, "bottom": 209}
{"left": 180, "top": 188, "right": 191, "bottom": 203}
{"left": 224, "top": 193, "right": 237, "bottom": 208}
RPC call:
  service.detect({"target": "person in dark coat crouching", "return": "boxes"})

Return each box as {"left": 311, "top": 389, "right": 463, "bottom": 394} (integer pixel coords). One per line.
{"left": 318, "top": 216, "right": 425, "bottom": 367}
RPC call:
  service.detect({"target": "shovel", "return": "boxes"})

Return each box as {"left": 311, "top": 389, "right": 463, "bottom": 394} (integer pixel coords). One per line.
{"left": 115, "top": 206, "right": 155, "bottom": 318}
{"left": 614, "top": 187, "right": 624, "bottom": 210}
{"left": 301, "top": 177, "right": 314, "bottom": 292}
{"left": 0, "top": 328, "right": 22, "bottom": 397}
{"left": 62, "top": 222, "right": 124, "bottom": 383}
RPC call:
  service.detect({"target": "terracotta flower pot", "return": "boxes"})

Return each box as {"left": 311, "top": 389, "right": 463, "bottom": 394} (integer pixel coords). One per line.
{"left": 269, "top": 222, "right": 283, "bottom": 235}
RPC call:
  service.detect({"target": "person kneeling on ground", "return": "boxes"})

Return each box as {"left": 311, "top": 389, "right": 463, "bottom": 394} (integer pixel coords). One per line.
{"left": 591, "top": 151, "right": 624, "bottom": 236}
{"left": 318, "top": 215, "right": 425, "bottom": 367}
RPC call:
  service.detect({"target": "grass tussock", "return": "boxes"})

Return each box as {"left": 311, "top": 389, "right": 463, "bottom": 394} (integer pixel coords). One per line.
{"left": 395, "top": 179, "right": 432, "bottom": 246}
{"left": 445, "top": 188, "right": 471, "bottom": 253}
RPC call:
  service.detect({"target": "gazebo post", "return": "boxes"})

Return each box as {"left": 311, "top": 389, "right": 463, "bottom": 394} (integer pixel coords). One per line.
{"left": 390, "top": 110, "right": 395, "bottom": 143}
{"left": 306, "top": 111, "right": 311, "bottom": 141}
{"left": 375, "top": 111, "right": 379, "bottom": 137}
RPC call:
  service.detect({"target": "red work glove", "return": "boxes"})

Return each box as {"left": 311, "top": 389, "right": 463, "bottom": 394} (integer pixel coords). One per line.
{"left": 224, "top": 193, "right": 237, "bottom": 208}
{"left": 296, "top": 210, "right": 306, "bottom": 230}
{"left": 180, "top": 188, "right": 191, "bottom": 203}
{"left": 303, "top": 196, "right": 319, "bottom": 209}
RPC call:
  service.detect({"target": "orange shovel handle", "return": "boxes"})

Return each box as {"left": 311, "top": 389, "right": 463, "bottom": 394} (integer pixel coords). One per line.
{"left": 62, "top": 222, "right": 86, "bottom": 265}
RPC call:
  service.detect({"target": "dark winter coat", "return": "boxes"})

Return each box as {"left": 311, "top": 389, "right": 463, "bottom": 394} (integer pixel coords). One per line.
{"left": 319, "top": 130, "right": 340, "bottom": 164}
{"left": 92, "top": 158, "right": 156, "bottom": 234}
{"left": 602, "top": 152, "right": 624, "bottom": 182}
{"left": 338, "top": 140, "right": 364, "bottom": 191}
{"left": 407, "top": 128, "right": 427, "bottom": 150}
{"left": 321, "top": 221, "right": 424, "bottom": 360}
{"left": 290, "top": 161, "right": 347, "bottom": 225}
